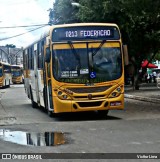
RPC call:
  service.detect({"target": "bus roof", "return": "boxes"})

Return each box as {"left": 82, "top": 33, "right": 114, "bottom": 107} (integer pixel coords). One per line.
{"left": 50, "top": 23, "right": 119, "bottom": 30}
{"left": 11, "top": 64, "right": 23, "bottom": 68}
{"left": 23, "top": 26, "right": 50, "bottom": 49}
{"left": 23, "top": 23, "right": 120, "bottom": 49}
{"left": 0, "top": 61, "right": 10, "bottom": 66}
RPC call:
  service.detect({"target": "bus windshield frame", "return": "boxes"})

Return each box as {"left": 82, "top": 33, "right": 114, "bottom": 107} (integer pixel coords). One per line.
{"left": 52, "top": 41, "right": 122, "bottom": 84}
{"left": 11, "top": 67, "right": 22, "bottom": 77}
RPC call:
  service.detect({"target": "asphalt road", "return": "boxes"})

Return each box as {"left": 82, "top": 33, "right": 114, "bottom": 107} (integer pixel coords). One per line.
{"left": 0, "top": 85, "right": 160, "bottom": 162}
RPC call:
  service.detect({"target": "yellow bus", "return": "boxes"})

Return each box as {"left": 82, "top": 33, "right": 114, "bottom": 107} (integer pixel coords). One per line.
{"left": 23, "top": 23, "right": 127, "bottom": 117}
{"left": 0, "top": 61, "right": 12, "bottom": 88}
{"left": 11, "top": 65, "right": 24, "bottom": 84}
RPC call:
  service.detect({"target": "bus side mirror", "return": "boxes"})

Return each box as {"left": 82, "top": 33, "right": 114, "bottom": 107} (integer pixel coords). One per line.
{"left": 123, "top": 45, "right": 129, "bottom": 65}
{"left": 45, "top": 47, "right": 51, "bottom": 63}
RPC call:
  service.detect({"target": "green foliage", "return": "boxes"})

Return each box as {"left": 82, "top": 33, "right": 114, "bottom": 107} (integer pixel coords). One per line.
{"left": 154, "top": 53, "right": 160, "bottom": 61}
{"left": 123, "top": 0, "right": 160, "bottom": 60}
{"left": 53, "top": 0, "right": 80, "bottom": 24}
{"left": 53, "top": 0, "right": 160, "bottom": 68}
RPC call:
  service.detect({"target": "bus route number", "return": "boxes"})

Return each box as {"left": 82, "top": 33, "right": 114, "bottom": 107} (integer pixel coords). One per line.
{"left": 66, "top": 31, "right": 78, "bottom": 38}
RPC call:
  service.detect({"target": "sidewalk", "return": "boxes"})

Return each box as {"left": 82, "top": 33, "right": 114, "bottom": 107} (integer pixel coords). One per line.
{"left": 125, "top": 83, "right": 160, "bottom": 103}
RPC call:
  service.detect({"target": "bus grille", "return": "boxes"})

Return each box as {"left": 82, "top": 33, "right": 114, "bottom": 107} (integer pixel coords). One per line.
{"left": 77, "top": 101, "right": 103, "bottom": 107}
{"left": 68, "top": 86, "right": 111, "bottom": 93}
{"left": 74, "top": 95, "right": 105, "bottom": 99}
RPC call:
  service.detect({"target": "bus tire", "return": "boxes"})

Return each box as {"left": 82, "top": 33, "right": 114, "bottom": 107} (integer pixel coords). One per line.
{"left": 48, "top": 109, "right": 57, "bottom": 118}
{"left": 22, "top": 78, "right": 24, "bottom": 84}
{"left": 30, "top": 87, "right": 38, "bottom": 108}
{"left": 47, "top": 110, "right": 53, "bottom": 117}
{"left": 97, "top": 110, "right": 109, "bottom": 117}
{"left": 8, "top": 80, "right": 10, "bottom": 88}
{"left": 5, "top": 80, "right": 6, "bottom": 88}
{"left": 43, "top": 88, "right": 48, "bottom": 111}
{"left": 31, "top": 99, "right": 38, "bottom": 108}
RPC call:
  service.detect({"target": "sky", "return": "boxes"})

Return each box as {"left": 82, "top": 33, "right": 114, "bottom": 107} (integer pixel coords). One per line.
{"left": 0, "top": 0, "right": 53, "bottom": 48}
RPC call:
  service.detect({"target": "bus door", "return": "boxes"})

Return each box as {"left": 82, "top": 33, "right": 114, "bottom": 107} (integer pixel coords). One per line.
{"left": 44, "top": 45, "right": 53, "bottom": 114}
{"left": 33, "top": 44, "right": 40, "bottom": 105}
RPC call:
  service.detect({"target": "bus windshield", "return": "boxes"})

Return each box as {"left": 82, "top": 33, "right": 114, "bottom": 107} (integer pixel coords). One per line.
{"left": 0, "top": 67, "right": 2, "bottom": 77}
{"left": 52, "top": 42, "right": 122, "bottom": 84}
{"left": 12, "top": 71, "right": 21, "bottom": 77}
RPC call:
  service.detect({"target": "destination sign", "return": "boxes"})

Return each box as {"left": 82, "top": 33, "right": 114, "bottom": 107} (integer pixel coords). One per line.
{"left": 52, "top": 26, "right": 120, "bottom": 42}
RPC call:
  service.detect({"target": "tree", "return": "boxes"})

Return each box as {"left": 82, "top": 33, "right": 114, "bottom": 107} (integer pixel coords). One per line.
{"left": 52, "top": 0, "right": 160, "bottom": 89}
{"left": 154, "top": 53, "right": 160, "bottom": 61}
{"left": 77, "top": 0, "right": 160, "bottom": 89}
{"left": 53, "top": 0, "right": 80, "bottom": 24}
{"left": 122, "top": 0, "right": 160, "bottom": 89}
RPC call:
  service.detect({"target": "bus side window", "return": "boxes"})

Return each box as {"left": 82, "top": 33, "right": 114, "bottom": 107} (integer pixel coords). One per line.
{"left": 27, "top": 49, "right": 30, "bottom": 69}
{"left": 31, "top": 46, "right": 34, "bottom": 70}
{"left": 28, "top": 48, "right": 31, "bottom": 70}
{"left": 38, "top": 42, "right": 44, "bottom": 69}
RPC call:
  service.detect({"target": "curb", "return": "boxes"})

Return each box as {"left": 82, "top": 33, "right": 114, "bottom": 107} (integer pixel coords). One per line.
{"left": 124, "top": 94, "right": 160, "bottom": 104}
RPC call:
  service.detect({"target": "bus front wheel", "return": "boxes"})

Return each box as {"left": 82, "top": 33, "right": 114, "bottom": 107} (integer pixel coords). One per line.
{"left": 47, "top": 110, "right": 53, "bottom": 117}
{"left": 31, "top": 99, "right": 38, "bottom": 108}
{"left": 30, "top": 87, "right": 38, "bottom": 108}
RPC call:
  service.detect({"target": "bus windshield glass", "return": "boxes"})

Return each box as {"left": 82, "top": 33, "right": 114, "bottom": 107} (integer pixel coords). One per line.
{"left": 52, "top": 42, "right": 122, "bottom": 84}
{"left": 11, "top": 70, "right": 21, "bottom": 77}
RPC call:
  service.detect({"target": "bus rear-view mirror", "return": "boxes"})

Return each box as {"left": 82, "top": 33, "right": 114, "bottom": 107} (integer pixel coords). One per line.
{"left": 123, "top": 45, "right": 129, "bottom": 65}
{"left": 45, "top": 47, "right": 51, "bottom": 63}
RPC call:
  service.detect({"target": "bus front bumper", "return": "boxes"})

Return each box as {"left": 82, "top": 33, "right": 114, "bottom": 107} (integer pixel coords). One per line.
{"left": 53, "top": 94, "right": 124, "bottom": 113}
{"left": 12, "top": 77, "right": 22, "bottom": 84}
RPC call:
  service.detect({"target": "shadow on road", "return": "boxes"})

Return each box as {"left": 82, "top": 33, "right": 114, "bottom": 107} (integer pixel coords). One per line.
{"left": 50, "top": 111, "right": 122, "bottom": 122}
{"left": 25, "top": 104, "right": 122, "bottom": 122}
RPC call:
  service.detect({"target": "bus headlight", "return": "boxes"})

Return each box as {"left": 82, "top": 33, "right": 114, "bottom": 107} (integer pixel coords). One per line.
{"left": 57, "top": 90, "right": 71, "bottom": 100}
{"left": 116, "top": 87, "right": 121, "bottom": 93}
{"left": 109, "top": 86, "right": 122, "bottom": 98}
{"left": 62, "top": 95, "right": 68, "bottom": 99}
{"left": 111, "top": 92, "right": 117, "bottom": 97}
{"left": 58, "top": 91, "right": 63, "bottom": 96}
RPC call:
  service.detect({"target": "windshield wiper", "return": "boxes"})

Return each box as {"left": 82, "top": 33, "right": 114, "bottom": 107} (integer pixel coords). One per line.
{"left": 68, "top": 41, "right": 81, "bottom": 69}
{"left": 92, "top": 40, "right": 106, "bottom": 56}
{"left": 88, "top": 40, "right": 106, "bottom": 69}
